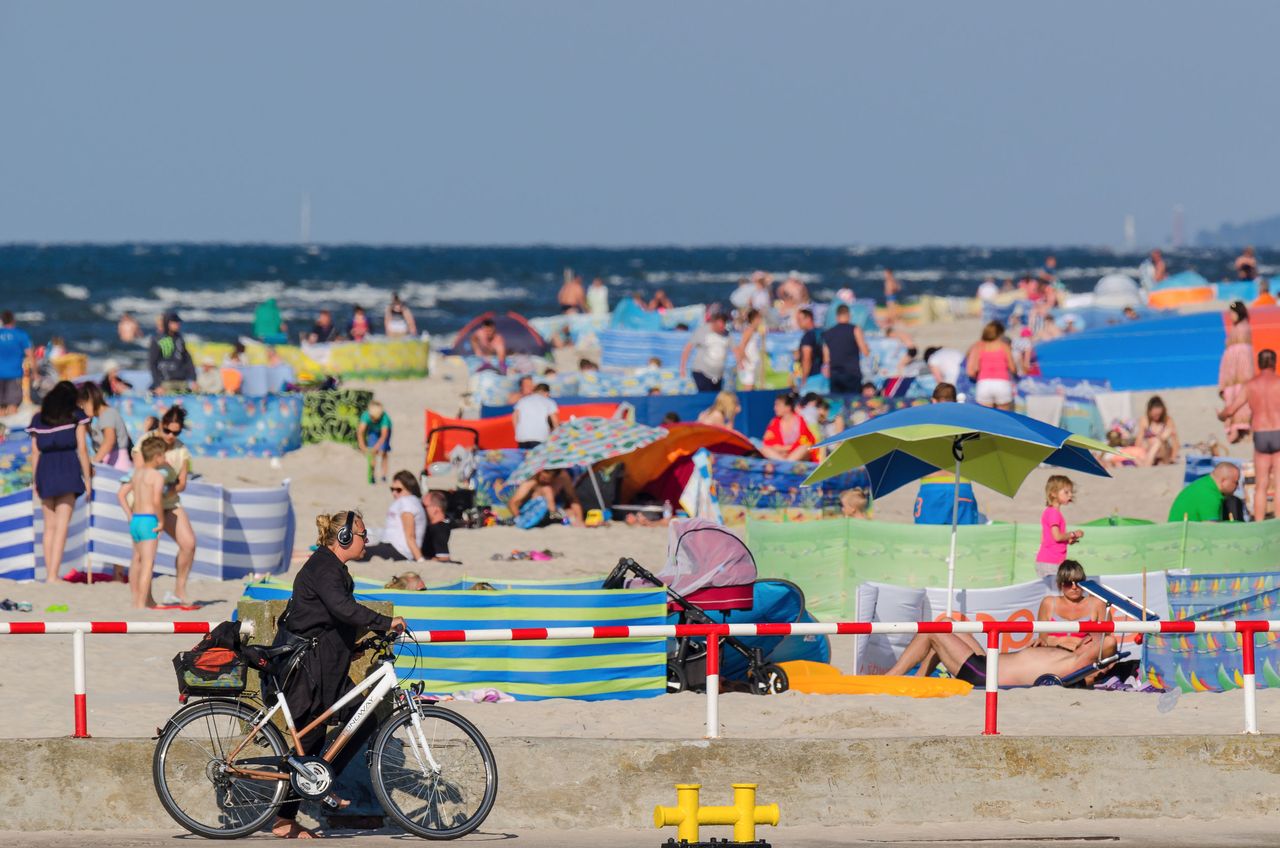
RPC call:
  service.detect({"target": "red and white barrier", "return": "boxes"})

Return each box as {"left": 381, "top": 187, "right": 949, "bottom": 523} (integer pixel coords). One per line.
{"left": 0, "top": 621, "right": 231, "bottom": 737}
{"left": 0, "top": 621, "right": 226, "bottom": 635}
{"left": 1, "top": 619, "right": 1275, "bottom": 738}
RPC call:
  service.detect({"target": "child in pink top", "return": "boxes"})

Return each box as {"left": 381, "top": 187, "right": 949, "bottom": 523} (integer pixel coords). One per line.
{"left": 1036, "top": 475, "right": 1083, "bottom": 586}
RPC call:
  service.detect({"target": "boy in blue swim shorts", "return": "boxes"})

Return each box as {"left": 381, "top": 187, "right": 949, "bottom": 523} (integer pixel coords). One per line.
{"left": 118, "top": 436, "right": 168, "bottom": 609}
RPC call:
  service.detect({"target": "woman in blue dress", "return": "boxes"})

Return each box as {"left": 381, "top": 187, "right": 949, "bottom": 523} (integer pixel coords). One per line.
{"left": 27, "top": 381, "right": 91, "bottom": 582}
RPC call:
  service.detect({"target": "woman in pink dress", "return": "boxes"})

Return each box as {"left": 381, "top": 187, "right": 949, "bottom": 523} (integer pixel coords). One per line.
{"left": 1219, "top": 301, "right": 1253, "bottom": 443}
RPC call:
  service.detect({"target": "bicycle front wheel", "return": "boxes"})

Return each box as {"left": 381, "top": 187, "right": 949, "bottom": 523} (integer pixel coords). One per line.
{"left": 152, "top": 698, "right": 289, "bottom": 839}
{"left": 370, "top": 705, "right": 498, "bottom": 839}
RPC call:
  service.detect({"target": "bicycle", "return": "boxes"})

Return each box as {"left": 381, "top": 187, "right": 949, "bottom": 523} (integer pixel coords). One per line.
{"left": 153, "top": 630, "right": 498, "bottom": 840}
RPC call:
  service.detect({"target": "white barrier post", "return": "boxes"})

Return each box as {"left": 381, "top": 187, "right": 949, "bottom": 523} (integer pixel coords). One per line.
{"left": 72, "top": 628, "right": 89, "bottom": 738}
{"left": 1240, "top": 624, "right": 1259, "bottom": 735}
{"left": 705, "top": 633, "right": 720, "bottom": 740}
{"left": 982, "top": 627, "right": 1000, "bottom": 735}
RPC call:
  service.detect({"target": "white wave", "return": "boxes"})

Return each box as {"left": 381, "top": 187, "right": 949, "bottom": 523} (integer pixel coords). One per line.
{"left": 398, "top": 279, "right": 529, "bottom": 307}
{"left": 57, "top": 284, "right": 90, "bottom": 300}
{"left": 166, "top": 309, "right": 258, "bottom": 323}
{"left": 1053, "top": 266, "right": 1139, "bottom": 281}
{"left": 104, "top": 278, "right": 527, "bottom": 319}
{"left": 13, "top": 311, "right": 44, "bottom": 322}
{"left": 645, "top": 270, "right": 823, "bottom": 285}
{"left": 106, "top": 296, "right": 168, "bottom": 317}
{"left": 839, "top": 265, "right": 1143, "bottom": 286}
{"left": 844, "top": 268, "right": 944, "bottom": 282}
{"left": 150, "top": 281, "right": 288, "bottom": 308}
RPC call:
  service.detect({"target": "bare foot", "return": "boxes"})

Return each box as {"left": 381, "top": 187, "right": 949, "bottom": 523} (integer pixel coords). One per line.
{"left": 272, "top": 819, "right": 316, "bottom": 839}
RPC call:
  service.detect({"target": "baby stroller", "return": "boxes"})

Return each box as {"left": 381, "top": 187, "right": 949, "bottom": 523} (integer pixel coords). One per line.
{"left": 603, "top": 517, "right": 789, "bottom": 695}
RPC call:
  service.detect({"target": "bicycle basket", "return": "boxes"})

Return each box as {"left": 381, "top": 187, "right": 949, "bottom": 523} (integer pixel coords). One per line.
{"left": 172, "top": 647, "right": 247, "bottom": 696}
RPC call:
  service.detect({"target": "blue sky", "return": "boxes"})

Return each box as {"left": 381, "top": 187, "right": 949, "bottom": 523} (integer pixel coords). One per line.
{"left": 2, "top": 2, "right": 1277, "bottom": 246}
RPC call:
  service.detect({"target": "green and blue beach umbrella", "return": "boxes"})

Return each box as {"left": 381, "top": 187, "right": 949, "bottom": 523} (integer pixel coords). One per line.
{"left": 805, "top": 402, "right": 1114, "bottom": 613}
{"left": 507, "top": 417, "right": 667, "bottom": 512}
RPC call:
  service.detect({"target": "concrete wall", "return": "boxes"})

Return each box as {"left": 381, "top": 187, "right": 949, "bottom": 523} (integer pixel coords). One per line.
{"left": 2, "top": 735, "right": 1278, "bottom": 831}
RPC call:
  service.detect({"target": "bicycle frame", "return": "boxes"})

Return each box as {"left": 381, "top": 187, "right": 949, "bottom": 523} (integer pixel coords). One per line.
{"left": 224, "top": 657, "right": 407, "bottom": 781}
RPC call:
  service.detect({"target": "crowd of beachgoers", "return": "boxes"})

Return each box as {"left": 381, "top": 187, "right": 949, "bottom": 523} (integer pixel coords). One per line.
{"left": 0, "top": 247, "right": 1269, "bottom": 701}
{"left": 1, "top": 245, "right": 1277, "bottom": 605}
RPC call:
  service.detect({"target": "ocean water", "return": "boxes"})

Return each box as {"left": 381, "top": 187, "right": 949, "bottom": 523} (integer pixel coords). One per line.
{"left": 0, "top": 243, "right": 1262, "bottom": 363}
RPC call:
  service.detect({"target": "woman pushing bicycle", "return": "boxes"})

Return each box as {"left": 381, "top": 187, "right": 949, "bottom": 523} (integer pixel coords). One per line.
{"left": 153, "top": 507, "right": 497, "bottom": 841}
{"left": 271, "top": 509, "right": 406, "bottom": 839}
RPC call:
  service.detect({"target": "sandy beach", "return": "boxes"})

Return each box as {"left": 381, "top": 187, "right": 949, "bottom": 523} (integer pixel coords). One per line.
{"left": 0, "top": 316, "right": 1264, "bottom": 742}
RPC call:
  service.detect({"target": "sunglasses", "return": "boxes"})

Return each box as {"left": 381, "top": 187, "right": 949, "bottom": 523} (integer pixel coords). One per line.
{"left": 352, "top": 530, "right": 368, "bottom": 541}
{"left": 390, "top": 486, "right": 405, "bottom": 494}
{"left": 163, "top": 428, "right": 183, "bottom": 436}
{"left": 1059, "top": 580, "right": 1081, "bottom": 588}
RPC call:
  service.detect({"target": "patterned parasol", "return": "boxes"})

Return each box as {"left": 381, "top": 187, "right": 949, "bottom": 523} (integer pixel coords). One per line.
{"left": 506, "top": 417, "right": 667, "bottom": 487}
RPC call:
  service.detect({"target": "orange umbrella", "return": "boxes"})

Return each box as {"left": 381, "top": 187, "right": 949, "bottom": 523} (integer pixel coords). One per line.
{"left": 601, "top": 422, "right": 758, "bottom": 503}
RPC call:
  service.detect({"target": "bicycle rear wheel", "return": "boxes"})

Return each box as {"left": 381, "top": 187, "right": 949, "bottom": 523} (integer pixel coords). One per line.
{"left": 153, "top": 698, "right": 289, "bottom": 838}
{"left": 370, "top": 705, "right": 498, "bottom": 839}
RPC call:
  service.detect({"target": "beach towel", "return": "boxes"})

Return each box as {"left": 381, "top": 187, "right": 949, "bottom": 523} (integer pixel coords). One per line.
{"left": 515, "top": 497, "right": 550, "bottom": 529}
{"left": 1023, "top": 394, "right": 1064, "bottom": 428}
{"left": 1094, "top": 392, "right": 1132, "bottom": 434}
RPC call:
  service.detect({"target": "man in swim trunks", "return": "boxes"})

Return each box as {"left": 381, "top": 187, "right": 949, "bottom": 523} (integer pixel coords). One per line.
{"left": 1220, "top": 348, "right": 1280, "bottom": 520}
{"left": 886, "top": 630, "right": 1114, "bottom": 687}
{"left": 117, "top": 436, "right": 168, "bottom": 609}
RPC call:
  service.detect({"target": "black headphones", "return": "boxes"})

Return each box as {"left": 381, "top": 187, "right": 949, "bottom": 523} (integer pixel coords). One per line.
{"left": 336, "top": 510, "right": 356, "bottom": 548}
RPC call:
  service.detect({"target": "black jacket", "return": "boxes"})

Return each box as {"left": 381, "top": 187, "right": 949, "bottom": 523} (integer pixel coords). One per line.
{"left": 280, "top": 547, "right": 393, "bottom": 719}
{"left": 148, "top": 331, "right": 196, "bottom": 385}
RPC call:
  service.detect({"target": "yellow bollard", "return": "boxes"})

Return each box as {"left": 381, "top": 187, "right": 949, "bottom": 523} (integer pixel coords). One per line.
{"left": 654, "top": 782, "right": 780, "bottom": 844}
{"left": 654, "top": 784, "right": 703, "bottom": 843}
{"left": 730, "top": 783, "right": 780, "bottom": 843}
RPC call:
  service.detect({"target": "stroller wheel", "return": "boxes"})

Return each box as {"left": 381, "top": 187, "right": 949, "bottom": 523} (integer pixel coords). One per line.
{"left": 666, "top": 662, "right": 689, "bottom": 694}
{"left": 748, "top": 663, "right": 789, "bottom": 696}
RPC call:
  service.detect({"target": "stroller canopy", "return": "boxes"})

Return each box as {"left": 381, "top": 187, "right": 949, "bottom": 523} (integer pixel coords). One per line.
{"left": 653, "top": 518, "right": 757, "bottom": 596}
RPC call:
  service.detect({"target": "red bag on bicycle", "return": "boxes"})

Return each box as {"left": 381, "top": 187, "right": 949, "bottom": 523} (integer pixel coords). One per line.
{"left": 172, "top": 622, "right": 248, "bottom": 697}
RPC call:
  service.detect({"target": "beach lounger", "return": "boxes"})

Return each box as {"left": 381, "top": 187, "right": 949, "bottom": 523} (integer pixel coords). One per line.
{"left": 1080, "top": 578, "right": 1159, "bottom": 622}
{"left": 1027, "top": 650, "right": 1132, "bottom": 688}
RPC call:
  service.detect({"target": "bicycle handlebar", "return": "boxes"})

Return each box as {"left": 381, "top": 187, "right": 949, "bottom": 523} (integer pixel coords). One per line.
{"left": 355, "top": 628, "right": 410, "bottom": 653}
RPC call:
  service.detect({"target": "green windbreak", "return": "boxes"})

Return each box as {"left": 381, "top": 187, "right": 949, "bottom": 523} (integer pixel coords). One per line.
{"left": 745, "top": 517, "right": 1280, "bottom": 622}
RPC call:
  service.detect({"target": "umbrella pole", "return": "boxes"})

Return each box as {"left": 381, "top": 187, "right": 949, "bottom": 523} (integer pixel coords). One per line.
{"left": 946, "top": 453, "right": 961, "bottom": 618}
{"left": 588, "top": 467, "right": 609, "bottom": 521}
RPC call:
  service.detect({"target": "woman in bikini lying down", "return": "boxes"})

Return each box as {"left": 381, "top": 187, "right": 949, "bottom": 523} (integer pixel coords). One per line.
{"left": 886, "top": 630, "right": 1115, "bottom": 688}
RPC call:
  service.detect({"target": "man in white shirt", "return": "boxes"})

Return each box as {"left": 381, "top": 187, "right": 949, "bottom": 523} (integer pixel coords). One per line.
{"left": 729, "top": 277, "right": 755, "bottom": 312}
{"left": 513, "top": 383, "right": 559, "bottom": 449}
{"left": 924, "top": 346, "right": 966, "bottom": 385}
{"left": 680, "top": 309, "right": 731, "bottom": 393}
{"left": 750, "top": 272, "right": 773, "bottom": 312}
{"left": 976, "top": 277, "right": 999, "bottom": 302}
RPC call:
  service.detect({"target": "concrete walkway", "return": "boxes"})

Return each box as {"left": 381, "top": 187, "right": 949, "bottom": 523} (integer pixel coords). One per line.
{"left": 4, "top": 735, "right": 1279, "bottom": 833}
{"left": 2, "top": 821, "right": 1277, "bottom": 847}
